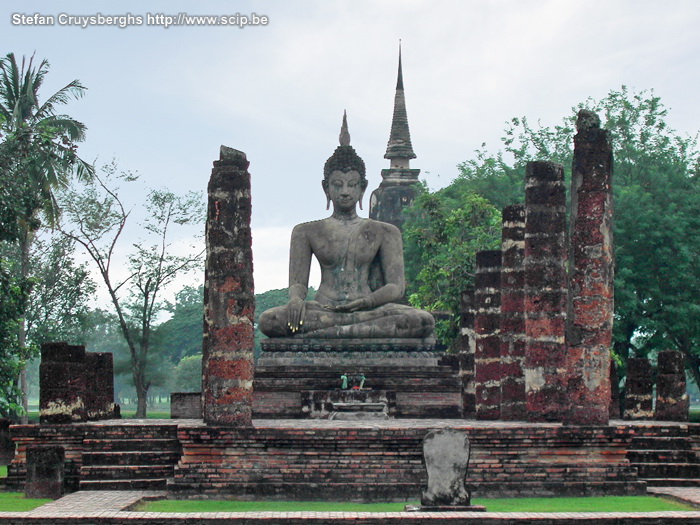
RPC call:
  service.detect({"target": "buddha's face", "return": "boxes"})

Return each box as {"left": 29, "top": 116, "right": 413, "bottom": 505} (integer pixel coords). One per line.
{"left": 324, "top": 170, "right": 365, "bottom": 212}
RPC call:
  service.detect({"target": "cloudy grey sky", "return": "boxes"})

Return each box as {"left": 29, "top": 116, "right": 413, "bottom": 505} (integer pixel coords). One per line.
{"left": 5, "top": 0, "right": 700, "bottom": 299}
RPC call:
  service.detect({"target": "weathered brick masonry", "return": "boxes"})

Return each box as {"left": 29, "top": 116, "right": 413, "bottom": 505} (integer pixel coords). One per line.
{"left": 9, "top": 421, "right": 666, "bottom": 501}
{"left": 474, "top": 250, "right": 502, "bottom": 420}
{"left": 499, "top": 205, "right": 526, "bottom": 421}
{"left": 169, "top": 424, "right": 645, "bottom": 500}
{"left": 39, "top": 343, "right": 117, "bottom": 424}
{"left": 565, "top": 110, "right": 614, "bottom": 425}
{"left": 458, "top": 288, "right": 476, "bottom": 418}
{"left": 656, "top": 349, "right": 689, "bottom": 421}
{"left": 202, "top": 146, "right": 255, "bottom": 426}
{"left": 524, "top": 161, "right": 568, "bottom": 422}
{"left": 624, "top": 357, "right": 654, "bottom": 420}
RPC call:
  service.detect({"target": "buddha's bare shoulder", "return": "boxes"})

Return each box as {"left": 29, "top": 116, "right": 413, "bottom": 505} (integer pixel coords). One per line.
{"left": 291, "top": 219, "right": 327, "bottom": 236}
{"left": 364, "top": 218, "right": 401, "bottom": 237}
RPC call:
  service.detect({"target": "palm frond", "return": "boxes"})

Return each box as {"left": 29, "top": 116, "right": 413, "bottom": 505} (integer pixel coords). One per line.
{"left": 36, "top": 79, "right": 86, "bottom": 119}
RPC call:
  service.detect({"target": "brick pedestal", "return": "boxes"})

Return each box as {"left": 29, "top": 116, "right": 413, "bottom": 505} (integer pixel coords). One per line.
{"left": 202, "top": 146, "right": 255, "bottom": 426}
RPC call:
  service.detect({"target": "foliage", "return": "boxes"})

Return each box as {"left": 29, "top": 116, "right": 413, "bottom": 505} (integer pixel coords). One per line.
{"left": 59, "top": 162, "right": 205, "bottom": 417}
{"left": 403, "top": 185, "right": 502, "bottom": 346}
{"left": 432, "top": 86, "right": 700, "bottom": 384}
{"left": 152, "top": 284, "right": 203, "bottom": 364}
{"left": 173, "top": 355, "right": 202, "bottom": 392}
{"left": 0, "top": 258, "right": 28, "bottom": 416}
{"left": 23, "top": 234, "right": 96, "bottom": 345}
{"left": 0, "top": 52, "right": 93, "bottom": 418}
{"left": 0, "top": 52, "right": 92, "bottom": 225}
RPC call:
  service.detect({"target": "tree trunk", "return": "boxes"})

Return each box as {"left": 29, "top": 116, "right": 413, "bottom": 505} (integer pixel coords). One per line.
{"left": 18, "top": 228, "right": 31, "bottom": 424}
{"left": 133, "top": 365, "right": 149, "bottom": 418}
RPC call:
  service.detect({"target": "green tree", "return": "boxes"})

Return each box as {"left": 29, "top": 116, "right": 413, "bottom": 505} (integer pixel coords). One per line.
{"left": 0, "top": 258, "right": 28, "bottom": 416}
{"left": 152, "top": 284, "right": 204, "bottom": 364}
{"left": 59, "top": 162, "right": 205, "bottom": 417}
{"left": 173, "top": 355, "right": 202, "bottom": 393}
{"left": 0, "top": 52, "right": 93, "bottom": 417}
{"left": 23, "top": 234, "right": 96, "bottom": 345}
{"left": 403, "top": 187, "right": 502, "bottom": 346}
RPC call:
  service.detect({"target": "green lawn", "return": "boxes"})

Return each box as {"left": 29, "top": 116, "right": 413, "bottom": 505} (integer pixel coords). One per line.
{"left": 690, "top": 407, "right": 699, "bottom": 423}
{"left": 0, "top": 466, "right": 7, "bottom": 478}
{"left": 135, "top": 495, "right": 693, "bottom": 513}
{"left": 0, "top": 492, "right": 52, "bottom": 512}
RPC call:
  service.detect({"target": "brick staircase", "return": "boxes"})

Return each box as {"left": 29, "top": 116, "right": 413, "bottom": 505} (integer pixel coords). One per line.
{"left": 627, "top": 425, "right": 700, "bottom": 487}
{"left": 79, "top": 424, "right": 181, "bottom": 490}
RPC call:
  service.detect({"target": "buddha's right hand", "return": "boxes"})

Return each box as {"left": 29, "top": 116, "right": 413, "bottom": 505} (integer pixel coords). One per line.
{"left": 287, "top": 298, "right": 307, "bottom": 334}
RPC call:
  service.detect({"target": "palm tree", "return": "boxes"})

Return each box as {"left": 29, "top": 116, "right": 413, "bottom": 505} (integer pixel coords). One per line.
{"left": 0, "top": 52, "right": 93, "bottom": 420}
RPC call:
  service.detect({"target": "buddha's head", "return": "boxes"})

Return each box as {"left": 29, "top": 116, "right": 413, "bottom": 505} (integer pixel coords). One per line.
{"left": 322, "top": 112, "right": 368, "bottom": 210}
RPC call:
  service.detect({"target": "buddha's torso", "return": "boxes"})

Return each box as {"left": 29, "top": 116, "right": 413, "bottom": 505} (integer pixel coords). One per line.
{"left": 299, "top": 217, "right": 385, "bottom": 306}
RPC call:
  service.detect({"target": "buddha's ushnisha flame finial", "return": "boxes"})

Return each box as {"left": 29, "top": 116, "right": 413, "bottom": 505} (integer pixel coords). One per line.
{"left": 339, "top": 110, "right": 351, "bottom": 146}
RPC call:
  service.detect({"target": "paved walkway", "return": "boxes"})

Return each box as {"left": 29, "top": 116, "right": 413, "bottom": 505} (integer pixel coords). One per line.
{"left": 648, "top": 487, "right": 700, "bottom": 508}
{"left": 21, "top": 490, "right": 165, "bottom": 517}
{"left": 0, "top": 488, "right": 699, "bottom": 523}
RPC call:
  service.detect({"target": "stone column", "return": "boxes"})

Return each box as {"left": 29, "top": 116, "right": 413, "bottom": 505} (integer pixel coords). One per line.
{"left": 623, "top": 357, "right": 653, "bottom": 420}
{"left": 499, "top": 204, "right": 527, "bottom": 421}
{"left": 474, "top": 250, "right": 501, "bottom": 420}
{"left": 458, "top": 288, "right": 476, "bottom": 418}
{"left": 524, "top": 161, "right": 568, "bottom": 422}
{"left": 655, "top": 349, "right": 689, "bottom": 421}
{"left": 564, "top": 110, "right": 613, "bottom": 425}
{"left": 202, "top": 146, "right": 255, "bottom": 426}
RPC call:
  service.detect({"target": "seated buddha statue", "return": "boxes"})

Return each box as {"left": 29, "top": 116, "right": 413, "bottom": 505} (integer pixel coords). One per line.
{"left": 259, "top": 114, "right": 435, "bottom": 341}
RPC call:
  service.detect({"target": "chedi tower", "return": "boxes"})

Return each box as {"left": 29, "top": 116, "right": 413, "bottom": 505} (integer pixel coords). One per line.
{"left": 369, "top": 44, "right": 421, "bottom": 230}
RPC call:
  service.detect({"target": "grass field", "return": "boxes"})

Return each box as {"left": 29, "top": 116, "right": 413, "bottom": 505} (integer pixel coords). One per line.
{"left": 0, "top": 492, "right": 52, "bottom": 512}
{"left": 135, "top": 495, "right": 694, "bottom": 513}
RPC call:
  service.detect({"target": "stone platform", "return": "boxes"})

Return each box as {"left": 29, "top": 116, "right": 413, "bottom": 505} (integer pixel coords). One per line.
{"left": 9, "top": 419, "right": 699, "bottom": 502}
{"left": 254, "top": 342, "right": 461, "bottom": 419}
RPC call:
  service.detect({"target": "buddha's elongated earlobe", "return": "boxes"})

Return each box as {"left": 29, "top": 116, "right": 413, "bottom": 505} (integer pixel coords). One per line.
{"left": 326, "top": 196, "right": 331, "bottom": 210}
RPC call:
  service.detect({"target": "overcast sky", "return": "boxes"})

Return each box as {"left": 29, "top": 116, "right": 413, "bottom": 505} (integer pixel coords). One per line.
{"left": 5, "top": 0, "right": 700, "bottom": 302}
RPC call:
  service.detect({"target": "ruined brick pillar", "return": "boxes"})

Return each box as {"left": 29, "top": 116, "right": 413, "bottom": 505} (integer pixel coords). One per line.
{"left": 202, "top": 146, "right": 255, "bottom": 426}
{"left": 564, "top": 110, "right": 613, "bottom": 425}
{"left": 474, "top": 250, "right": 501, "bottom": 420}
{"left": 499, "top": 204, "right": 527, "bottom": 421}
{"left": 458, "top": 288, "right": 476, "bottom": 418}
{"left": 524, "top": 161, "right": 568, "bottom": 422}
{"left": 655, "top": 349, "right": 689, "bottom": 421}
{"left": 84, "top": 353, "right": 118, "bottom": 420}
{"left": 623, "top": 357, "right": 654, "bottom": 420}
{"left": 39, "top": 343, "right": 87, "bottom": 424}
